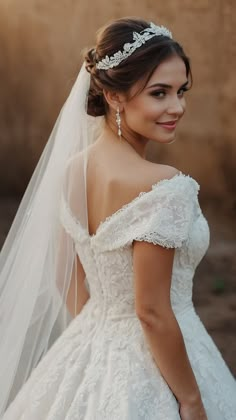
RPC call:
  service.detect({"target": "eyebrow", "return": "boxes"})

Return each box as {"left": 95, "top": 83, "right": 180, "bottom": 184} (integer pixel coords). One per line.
{"left": 146, "top": 81, "right": 189, "bottom": 90}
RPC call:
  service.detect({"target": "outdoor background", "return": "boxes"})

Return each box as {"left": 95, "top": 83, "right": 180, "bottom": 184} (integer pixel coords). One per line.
{"left": 0, "top": 0, "right": 235, "bottom": 373}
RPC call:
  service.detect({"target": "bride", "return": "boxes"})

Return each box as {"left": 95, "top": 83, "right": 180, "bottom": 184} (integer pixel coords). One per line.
{"left": 0, "top": 16, "right": 236, "bottom": 420}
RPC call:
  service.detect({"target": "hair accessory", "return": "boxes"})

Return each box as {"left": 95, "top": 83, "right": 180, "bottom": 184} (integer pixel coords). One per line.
{"left": 96, "top": 22, "right": 172, "bottom": 70}
{"left": 116, "top": 107, "right": 122, "bottom": 138}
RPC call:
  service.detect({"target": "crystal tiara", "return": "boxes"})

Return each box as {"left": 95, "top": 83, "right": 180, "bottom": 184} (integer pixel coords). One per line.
{"left": 96, "top": 22, "right": 172, "bottom": 70}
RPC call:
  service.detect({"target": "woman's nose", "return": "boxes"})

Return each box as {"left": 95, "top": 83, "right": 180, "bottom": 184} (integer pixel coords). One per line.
{"left": 167, "top": 96, "right": 185, "bottom": 116}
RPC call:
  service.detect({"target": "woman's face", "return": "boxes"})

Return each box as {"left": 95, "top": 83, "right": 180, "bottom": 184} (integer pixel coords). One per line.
{"left": 121, "top": 55, "right": 189, "bottom": 144}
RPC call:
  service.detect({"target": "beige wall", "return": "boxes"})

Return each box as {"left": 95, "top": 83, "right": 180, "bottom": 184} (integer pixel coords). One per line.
{"left": 0, "top": 0, "right": 235, "bottom": 210}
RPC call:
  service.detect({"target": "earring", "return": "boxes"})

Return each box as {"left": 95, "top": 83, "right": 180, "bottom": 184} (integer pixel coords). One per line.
{"left": 116, "top": 106, "right": 122, "bottom": 139}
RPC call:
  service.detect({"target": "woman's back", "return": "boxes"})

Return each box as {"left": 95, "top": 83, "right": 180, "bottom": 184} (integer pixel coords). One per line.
{"left": 86, "top": 136, "right": 179, "bottom": 236}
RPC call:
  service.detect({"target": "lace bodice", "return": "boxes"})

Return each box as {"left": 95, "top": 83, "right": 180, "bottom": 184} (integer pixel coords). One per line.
{"left": 5, "top": 173, "right": 236, "bottom": 420}
{"left": 60, "top": 173, "right": 210, "bottom": 318}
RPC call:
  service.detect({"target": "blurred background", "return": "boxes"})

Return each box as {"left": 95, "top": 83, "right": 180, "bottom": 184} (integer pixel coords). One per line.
{"left": 0, "top": 0, "right": 235, "bottom": 373}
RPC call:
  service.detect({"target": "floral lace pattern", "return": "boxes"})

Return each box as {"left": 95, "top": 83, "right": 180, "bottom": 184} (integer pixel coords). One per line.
{"left": 3, "top": 174, "right": 236, "bottom": 420}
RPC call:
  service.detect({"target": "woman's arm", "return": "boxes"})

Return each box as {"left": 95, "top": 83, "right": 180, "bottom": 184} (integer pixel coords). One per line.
{"left": 133, "top": 240, "right": 206, "bottom": 419}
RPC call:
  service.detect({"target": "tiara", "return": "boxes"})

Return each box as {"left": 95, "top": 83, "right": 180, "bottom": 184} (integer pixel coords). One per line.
{"left": 96, "top": 22, "right": 172, "bottom": 70}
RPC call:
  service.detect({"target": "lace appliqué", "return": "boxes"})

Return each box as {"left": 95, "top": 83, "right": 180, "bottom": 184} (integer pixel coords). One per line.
{"left": 4, "top": 173, "right": 236, "bottom": 420}
{"left": 92, "top": 173, "right": 200, "bottom": 251}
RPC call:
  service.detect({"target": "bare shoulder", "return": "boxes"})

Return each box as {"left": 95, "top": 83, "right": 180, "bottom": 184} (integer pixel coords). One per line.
{"left": 124, "top": 160, "right": 181, "bottom": 199}
{"left": 143, "top": 161, "right": 180, "bottom": 186}
{"left": 108, "top": 160, "right": 181, "bottom": 212}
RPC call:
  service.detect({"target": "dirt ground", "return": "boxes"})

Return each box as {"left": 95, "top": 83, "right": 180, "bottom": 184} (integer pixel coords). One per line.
{"left": 0, "top": 197, "right": 235, "bottom": 377}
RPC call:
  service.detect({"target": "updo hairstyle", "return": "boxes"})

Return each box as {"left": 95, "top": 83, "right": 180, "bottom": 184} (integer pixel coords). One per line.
{"left": 84, "top": 17, "right": 192, "bottom": 117}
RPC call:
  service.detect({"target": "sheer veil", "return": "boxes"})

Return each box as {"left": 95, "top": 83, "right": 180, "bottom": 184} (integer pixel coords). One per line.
{"left": 0, "top": 63, "right": 101, "bottom": 414}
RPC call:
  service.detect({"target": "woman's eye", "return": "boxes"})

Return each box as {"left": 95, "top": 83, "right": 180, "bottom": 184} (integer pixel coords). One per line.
{"left": 151, "top": 90, "right": 166, "bottom": 98}
{"left": 151, "top": 87, "right": 189, "bottom": 99}
{"left": 178, "top": 87, "right": 189, "bottom": 97}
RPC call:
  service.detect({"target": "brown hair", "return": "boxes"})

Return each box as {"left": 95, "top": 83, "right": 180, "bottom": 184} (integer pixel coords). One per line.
{"left": 84, "top": 17, "right": 192, "bottom": 117}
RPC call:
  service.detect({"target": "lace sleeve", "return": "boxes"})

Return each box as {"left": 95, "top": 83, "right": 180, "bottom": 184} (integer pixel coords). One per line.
{"left": 133, "top": 182, "right": 198, "bottom": 248}
{"left": 93, "top": 174, "right": 200, "bottom": 251}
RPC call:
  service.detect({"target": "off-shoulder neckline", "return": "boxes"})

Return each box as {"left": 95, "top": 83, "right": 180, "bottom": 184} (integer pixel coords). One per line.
{"left": 88, "top": 171, "right": 199, "bottom": 239}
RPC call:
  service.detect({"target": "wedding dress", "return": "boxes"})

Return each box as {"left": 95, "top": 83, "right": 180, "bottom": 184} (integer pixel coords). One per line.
{"left": 2, "top": 171, "right": 236, "bottom": 420}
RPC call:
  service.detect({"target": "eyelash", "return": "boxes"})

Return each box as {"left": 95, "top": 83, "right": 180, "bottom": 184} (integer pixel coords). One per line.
{"left": 151, "top": 87, "right": 189, "bottom": 98}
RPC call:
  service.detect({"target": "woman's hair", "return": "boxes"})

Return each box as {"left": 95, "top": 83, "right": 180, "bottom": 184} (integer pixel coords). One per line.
{"left": 84, "top": 17, "right": 192, "bottom": 117}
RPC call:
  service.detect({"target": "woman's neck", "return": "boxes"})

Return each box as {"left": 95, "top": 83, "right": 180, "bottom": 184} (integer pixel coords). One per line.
{"left": 101, "top": 120, "right": 148, "bottom": 159}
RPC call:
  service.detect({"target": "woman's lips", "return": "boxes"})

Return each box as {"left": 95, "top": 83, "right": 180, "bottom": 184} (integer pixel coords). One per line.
{"left": 156, "top": 120, "right": 177, "bottom": 130}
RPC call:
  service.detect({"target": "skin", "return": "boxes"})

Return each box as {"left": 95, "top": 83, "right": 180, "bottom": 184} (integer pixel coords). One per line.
{"left": 72, "top": 54, "right": 207, "bottom": 420}
{"left": 103, "top": 54, "right": 188, "bottom": 158}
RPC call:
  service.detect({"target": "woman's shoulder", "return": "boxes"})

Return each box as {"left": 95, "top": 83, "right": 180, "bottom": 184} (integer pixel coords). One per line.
{"left": 141, "top": 161, "right": 180, "bottom": 187}
{"left": 123, "top": 161, "right": 181, "bottom": 200}
{"left": 94, "top": 162, "right": 198, "bottom": 251}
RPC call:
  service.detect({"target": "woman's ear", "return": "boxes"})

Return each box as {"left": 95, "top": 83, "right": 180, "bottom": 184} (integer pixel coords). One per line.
{"left": 103, "top": 89, "right": 125, "bottom": 112}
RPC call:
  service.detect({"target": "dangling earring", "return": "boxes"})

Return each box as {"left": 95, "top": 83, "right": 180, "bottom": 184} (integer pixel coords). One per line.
{"left": 116, "top": 106, "right": 122, "bottom": 139}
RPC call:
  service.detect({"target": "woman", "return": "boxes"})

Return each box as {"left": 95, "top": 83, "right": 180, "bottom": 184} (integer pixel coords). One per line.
{"left": 0, "top": 17, "right": 236, "bottom": 420}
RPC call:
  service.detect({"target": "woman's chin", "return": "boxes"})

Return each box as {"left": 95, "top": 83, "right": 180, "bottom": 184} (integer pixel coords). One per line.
{"left": 166, "top": 133, "right": 176, "bottom": 144}
{"left": 152, "top": 132, "right": 176, "bottom": 145}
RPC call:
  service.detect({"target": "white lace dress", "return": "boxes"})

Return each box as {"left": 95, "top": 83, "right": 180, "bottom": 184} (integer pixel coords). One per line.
{"left": 3, "top": 173, "right": 236, "bottom": 420}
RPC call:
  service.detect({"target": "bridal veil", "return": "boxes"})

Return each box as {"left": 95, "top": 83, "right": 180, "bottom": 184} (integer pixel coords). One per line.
{"left": 0, "top": 63, "right": 100, "bottom": 414}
